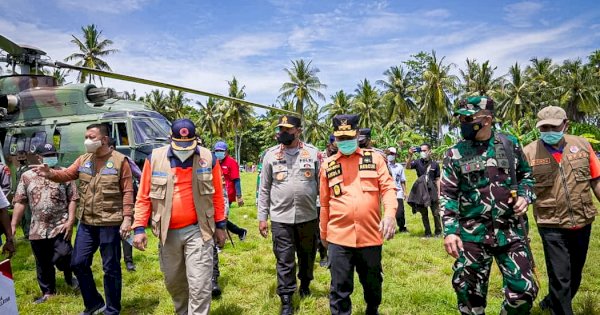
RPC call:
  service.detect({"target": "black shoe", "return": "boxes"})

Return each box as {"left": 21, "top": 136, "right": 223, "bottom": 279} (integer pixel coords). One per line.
{"left": 399, "top": 227, "right": 408, "bottom": 233}
{"left": 79, "top": 303, "right": 106, "bottom": 315}
{"left": 239, "top": 229, "right": 248, "bottom": 241}
{"left": 366, "top": 306, "right": 380, "bottom": 315}
{"left": 34, "top": 294, "right": 53, "bottom": 304}
{"left": 299, "top": 283, "right": 311, "bottom": 298}
{"left": 212, "top": 277, "right": 222, "bottom": 298}
{"left": 280, "top": 295, "right": 293, "bottom": 315}
{"left": 126, "top": 261, "right": 136, "bottom": 272}
{"left": 319, "top": 256, "right": 329, "bottom": 268}
{"left": 539, "top": 295, "right": 551, "bottom": 310}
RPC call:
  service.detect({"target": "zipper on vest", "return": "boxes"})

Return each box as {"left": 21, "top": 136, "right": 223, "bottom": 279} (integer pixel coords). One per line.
{"left": 558, "top": 163, "right": 576, "bottom": 226}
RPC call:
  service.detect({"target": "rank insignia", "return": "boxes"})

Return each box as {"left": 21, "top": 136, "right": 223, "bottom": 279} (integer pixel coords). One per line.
{"left": 106, "top": 161, "right": 114, "bottom": 169}
{"left": 333, "top": 183, "right": 342, "bottom": 197}
{"left": 362, "top": 156, "right": 372, "bottom": 164}
{"left": 328, "top": 160, "right": 336, "bottom": 167}
{"left": 364, "top": 151, "right": 372, "bottom": 156}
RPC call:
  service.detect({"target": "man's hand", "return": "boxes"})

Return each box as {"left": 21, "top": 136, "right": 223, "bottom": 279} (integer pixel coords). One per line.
{"left": 444, "top": 234, "right": 463, "bottom": 259}
{"left": 133, "top": 233, "right": 147, "bottom": 251}
{"left": 215, "top": 228, "right": 226, "bottom": 248}
{"left": 510, "top": 196, "right": 529, "bottom": 216}
{"left": 2, "top": 239, "right": 15, "bottom": 258}
{"left": 259, "top": 220, "right": 269, "bottom": 238}
{"left": 379, "top": 216, "right": 396, "bottom": 240}
{"left": 237, "top": 196, "right": 245, "bottom": 207}
{"left": 120, "top": 216, "right": 132, "bottom": 240}
{"left": 408, "top": 147, "right": 415, "bottom": 155}
{"left": 33, "top": 164, "right": 51, "bottom": 178}
{"left": 58, "top": 221, "right": 74, "bottom": 240}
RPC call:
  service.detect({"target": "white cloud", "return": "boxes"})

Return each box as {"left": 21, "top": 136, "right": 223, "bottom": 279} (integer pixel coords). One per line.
{"left": 504, "top": 1, "right": 544, "bottom": 28}
{"left": 56, "top": 0, "right": 153, "bottom": 14}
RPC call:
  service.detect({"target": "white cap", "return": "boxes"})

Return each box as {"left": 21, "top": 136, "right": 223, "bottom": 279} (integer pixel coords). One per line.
{"left": 387, "top": 147, "right": 397, "bottom": 154}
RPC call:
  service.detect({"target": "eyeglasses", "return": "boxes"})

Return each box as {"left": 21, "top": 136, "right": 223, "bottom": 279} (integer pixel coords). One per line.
{"left": 459, "top": 115, "right": 489, "bottom": 123}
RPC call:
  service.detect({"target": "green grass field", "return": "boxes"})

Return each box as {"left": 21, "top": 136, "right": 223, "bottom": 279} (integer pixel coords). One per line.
{"left": 9, "top": 172, "right": 600, "bottom": 314}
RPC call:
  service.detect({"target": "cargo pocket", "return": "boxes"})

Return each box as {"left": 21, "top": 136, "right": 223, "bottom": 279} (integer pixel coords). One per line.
{"left": 570, "top": 159, "right": 591, "bottom": 182}
{"left": 582, "top": 193, "right": 597, "bottom": 218}
{"left": 360, "top": 170, "right": 379, "bottom": 192}
{"left": 533, "top": 203, "right": 560, "bottom": 224}
{"left": 101, "top": 175, "right": 121, "bottom": 211}
{"left": 149, "top": 177, "right": 168, "bottom": 200}
{"left": 197, "top": 173, "right": 215, "bottom": 195}
{"left": 78, "top": 173, "right": 91, "bottom": 196}
{"left": 151, "top": 212, "right": 161, "bottom": 237}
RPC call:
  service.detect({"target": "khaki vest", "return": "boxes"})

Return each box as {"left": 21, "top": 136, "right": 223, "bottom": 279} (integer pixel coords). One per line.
{"left": 78, "top": 150, "right": 126, "bottom": 226}
{"left": 148, "top": 145, "right": 216, "bottom": 245}
{"left": 523, "top": 135, "right": 597, "bottom": 228}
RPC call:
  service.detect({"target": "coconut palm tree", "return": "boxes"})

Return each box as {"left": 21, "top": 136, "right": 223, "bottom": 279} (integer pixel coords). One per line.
{"left": 351, "top": 79, "right": 382, "bottom": 130}
{"left": 526, "top": 57, "right": 559, "bottom": 111}
{"left": 65, "top": 24, "right": 118, "bottom": 84}
{"left": 278, "top": 59, "right": 327, "bottom": 117}
{"left": 222, "top": 77, "right": 253, "bottom": 162}
{"left": 143, "top": 89, "right": 169, "bottom": 118}
{"left": 195, "top": 97, "right": 223, "bottom": 143}
{"left": 496, "top": 63, "right": 534, "bottom": 122}
{"left": 556, "top": 59, "right": 599, "bottom": 121}
{"left": 321, "top": 90, "right": 353, "bottom": 122}
{"left": 166, "top": 90, "right": 190, "bottom": 120}
{"left": 589, "top": 50, "right": 600, "bottom": 77}
{"left": 302, "top": 104, "right": 327, "bottom": 145}
{"left": 418, "top": 51, "right": 459, "bottom": 139}
{"left": 376, "top": 65, "right": 416, "bottom": 126}
{"left": 460, "top": 59, "right": 503, "bottom": 97}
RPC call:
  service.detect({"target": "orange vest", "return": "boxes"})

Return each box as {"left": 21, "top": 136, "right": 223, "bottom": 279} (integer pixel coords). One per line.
{"left": 148, "top": 146, "right": 216, "bottom": 245}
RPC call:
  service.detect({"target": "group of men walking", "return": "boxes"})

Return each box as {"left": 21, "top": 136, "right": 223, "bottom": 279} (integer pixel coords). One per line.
{"left": 0, "top": 95, "right": 598, "bottom": 315}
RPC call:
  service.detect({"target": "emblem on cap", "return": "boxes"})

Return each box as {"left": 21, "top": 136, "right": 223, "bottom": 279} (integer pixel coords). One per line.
{"left": 282, "top": 116, "right": 288, "bottom": 124}
{"left": 45, "top": 144, "right": 53, "bottom": 150}
{"left": 180, "top": 128, "right": 189, "bottom": 137}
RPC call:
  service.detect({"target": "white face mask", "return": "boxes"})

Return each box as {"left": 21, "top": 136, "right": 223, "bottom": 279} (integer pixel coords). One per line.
{"left": 420, "top": 151, "right": 429, "bottom": 159}
{"left": 173, "top": 149, "right": 194, "bottom": 162}
{"left": 387, "top": 155, "right": 395, "bottom": 163}
{"left": 84, "top": 139, "right": 102, "bottom": 153}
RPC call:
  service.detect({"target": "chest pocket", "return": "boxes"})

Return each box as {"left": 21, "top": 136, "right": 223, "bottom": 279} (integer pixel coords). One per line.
{"left": 532, "top": 164, "right": 554, "bottom": 187}
{"left": 328, "top": 176, "right": 344, "bottom": 198}
{"left": 101, "top": 174, "right": 121, "bottom": 209}
{"left": 360, "top": 170, "right": 379, "bottom": 192}
{"left": 49, "top": 181, "right": 68, "bottom": 202}
{"left": 197, "top": 172, "right": 215, "bottom": 195}
{"left": 149, "top": 176, "right": 167, "bottom": 200}
{"left": 272, "top": 163, "right": 288, "bottom": 183}
{"left": 298, "top": 163, "right": 315, "bottom": 181}
{"left": 78, "top": 172, "right": 92, "bottom": 195}
{"left": 570, "top": 158, "right": 591, "bottom": 182}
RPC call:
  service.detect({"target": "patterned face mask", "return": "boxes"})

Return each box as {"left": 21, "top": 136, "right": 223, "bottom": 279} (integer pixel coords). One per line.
{"left": 43, "top": 156, "right": 58, "bottom": 167}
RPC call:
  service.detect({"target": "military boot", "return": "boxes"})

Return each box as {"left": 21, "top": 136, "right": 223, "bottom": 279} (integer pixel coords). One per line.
{"left": 211, "top": 276, "right": 222, "bottom": 298}
{"left": 280, "top": 294, "right": 293, "bottom": 315}
{"left": 299, "top": 282, "right": 311, "bottom": 298}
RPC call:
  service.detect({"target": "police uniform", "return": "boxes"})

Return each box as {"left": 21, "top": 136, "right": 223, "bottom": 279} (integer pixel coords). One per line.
{"left": 441, "top": 97, "right": 538, "bottom": 315}
{"left": 320, "top": 115, "right": 397, "bottom": 315}
{"left": 257, "top": 115, "right": 320, "bottom": 308}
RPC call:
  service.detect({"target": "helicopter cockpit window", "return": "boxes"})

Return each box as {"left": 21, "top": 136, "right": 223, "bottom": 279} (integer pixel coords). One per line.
{"left": 15, "top": 135, "right": 28, "bottom": 155}
{"left": 115, "top": 122, "right": 130, "bottom": 146}
{"left": 132, "top": 118, "right": 169, "bottom": 144}
{"left": 30, "top": 131, "right": 47, "bottom": 154}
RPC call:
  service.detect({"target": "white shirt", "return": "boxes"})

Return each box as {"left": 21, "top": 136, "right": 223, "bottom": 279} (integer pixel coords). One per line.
{"left": 388, "top": 162, "right": 406, "bottom": 199}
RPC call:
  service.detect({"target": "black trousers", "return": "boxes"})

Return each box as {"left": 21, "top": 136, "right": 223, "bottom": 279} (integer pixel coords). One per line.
{"left": 395, "top": 199, "right": 406, "bottom": 230}
{"left": 30, "top": 234, "right": 73, "bottom": 295}
{"left": 420, "top": 201, "right": 442, "bottom": 236}
{"left": 538, "top": 224, "right": 592, "bottom": 315}
{"left": 213, "top": 244, "right": 220, "bottom": 279}
{"left": 317, "top": 207, "right": 327, "bottom": 259}
{"left": 271, "top": 219, "right": 317, "bottom": 296}
{"left": 328, "top": 243, "right": 382, "bottom": 315}
{"left": 226, "top": 220, "right": 245, "bottom": 236}
{"left": 121, "top": 239, "right": 133, "bottom": 264}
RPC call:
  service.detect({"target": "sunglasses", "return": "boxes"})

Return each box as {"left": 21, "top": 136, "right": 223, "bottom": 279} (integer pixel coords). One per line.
{"left": 459, "top": 115, "right": 489, "bottom": 123}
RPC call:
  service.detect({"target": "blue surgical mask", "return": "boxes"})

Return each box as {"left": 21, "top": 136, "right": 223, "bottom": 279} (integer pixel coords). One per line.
{"left": 337, "top": 139, "right": 358, "bottom": 155}
{"left": 215, "top": 152, "right": 226, "bottom": 160}
{"left": 541, "top": 131, "right": 564, "bottom": 145}
{"left": 43, "top": 156, "right": 58, "bottom": 167}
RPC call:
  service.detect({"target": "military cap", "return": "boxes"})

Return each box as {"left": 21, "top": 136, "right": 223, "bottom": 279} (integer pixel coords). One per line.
{"left": 359, "top": 128, "right": 371, "bottom": 137}
{"left": 171, "top": 118, "right": 198, "bottom": 150}
{"left": 277, "top": 115, "right": 301, "bottom": 128}
{"left": 455, "top": 96, "right": 495, "bottom": 116}
{"left": 536, "top": 106, "right": 567, "bottom": 128}
{"left": 333, "top": 114, "right": 359, "bottom": 137}
{"left": 329, "top": 134, "right": 336, "bottom": 144}
{"left": 36, "top": 143, "right": 57, "bottom": 156}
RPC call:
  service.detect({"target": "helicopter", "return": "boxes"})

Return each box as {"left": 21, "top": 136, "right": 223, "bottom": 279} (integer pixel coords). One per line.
{"left": 0, "top": 34, "right": 296, "bottom": 195}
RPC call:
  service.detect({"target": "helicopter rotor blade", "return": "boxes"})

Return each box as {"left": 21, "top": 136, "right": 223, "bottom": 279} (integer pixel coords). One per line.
{"left": 54, "top": 61, "right": 298, "bottom": 115}
{"left": 0, "top": 35, "right": 25, "bottom": 56}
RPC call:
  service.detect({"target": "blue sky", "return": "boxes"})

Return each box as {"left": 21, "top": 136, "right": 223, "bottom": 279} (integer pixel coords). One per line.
{"left": 1, "top": 0, "right": 599, "bottom": 111}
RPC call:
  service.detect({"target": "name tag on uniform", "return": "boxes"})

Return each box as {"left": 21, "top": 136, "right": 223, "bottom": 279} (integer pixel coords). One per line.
{"left": 196, "top": 168, "right": 211, "bottom": 174}
{"left": 78, "top": 167, "right": 92, "bottom": 175}
{"left": 359, "top": 163, "right": 376, "bottom": 171}
{"left": 530, "top": 158, "right": 550, "bottom": 166}
{"left": 100, "top": 168, "right": 118, "bottom": 175}
{"left": 152, "top": 171, "right": 167, "bottom": 177}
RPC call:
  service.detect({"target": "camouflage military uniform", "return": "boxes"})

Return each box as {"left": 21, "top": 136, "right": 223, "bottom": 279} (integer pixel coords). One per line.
{"left": 441, "top": 131, "right": 538, "bottom": 315}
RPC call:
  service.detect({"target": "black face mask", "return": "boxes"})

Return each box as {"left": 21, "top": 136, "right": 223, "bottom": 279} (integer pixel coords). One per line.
{"left": 460, "top": 121, "right": 483, "bottom": 140}
{"left": 358, "top": 139, "right": 369, "bottom": 148}
{"left": 277, "top": 131, "right": 295, "bottom": 145}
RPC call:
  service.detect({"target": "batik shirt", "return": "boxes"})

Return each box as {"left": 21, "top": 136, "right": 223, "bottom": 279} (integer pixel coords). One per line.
{"left": 13, "top": 169, "right": 78, "bottom": 240}
{"left": 440, "top": 131, "right": 536, "bottom": 247}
